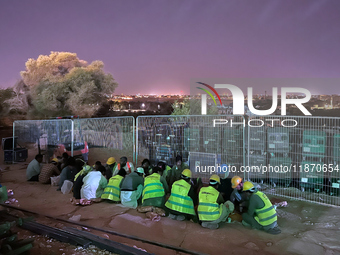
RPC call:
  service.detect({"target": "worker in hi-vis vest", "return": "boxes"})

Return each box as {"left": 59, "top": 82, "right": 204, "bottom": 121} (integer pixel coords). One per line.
{"left": 241, "top": 181, "right": 281, "bottom": 235}
{"left": 198, "top": 174, "right": 234, "bottom": 229}
{"left": 142, "top": 166, "right": 169, "bottom": 208}
{"left": 112, "top": 156, "right": 134, "bottom": 177}
{"left": 101, "top": 168, "right": 127, "bottom": 202}
{"left": 165, "top": 169, "right": 198, "bottom": 222}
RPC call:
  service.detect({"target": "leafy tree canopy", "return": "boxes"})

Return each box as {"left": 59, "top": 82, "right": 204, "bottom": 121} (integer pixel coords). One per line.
{"left": 15, "top": 52, "right": 118, "bottom": 118}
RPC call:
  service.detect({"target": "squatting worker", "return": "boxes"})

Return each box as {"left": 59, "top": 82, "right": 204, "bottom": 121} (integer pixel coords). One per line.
{"left": 120, "top": 167, "right": 145, "bottom": 209}
{"left": 112, "top": 156, "right": 135, "bottom": 176}
{"left": 142, "top": 166, "right": 168, "bottom": 208}
{"left": 198, "top": 174, "right": 234, "bottom": 229}
{"left": 105, "top": 157, "right": 117, "bottom": 180}
{"left": 241, "top": 181, "right": 281, "bottom": 235}
{"left": 101, "top": 168, "right": 127, "bottom": 202}
{"left": 230, "top": 176, "right": 248, "bottom": 212}
{"left": 165, "top": 169, "right": 198, "bottom": 222}
{"left": 167, "top": 155, "right": 189, "bottom": 188}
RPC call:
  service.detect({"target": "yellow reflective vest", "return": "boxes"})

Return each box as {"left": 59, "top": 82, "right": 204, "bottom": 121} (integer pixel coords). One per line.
{"left": 101, "top": 175, "right": 124, "bottom": 201}
{"left": 165, "top": 179, "right": 195, "bottom": 215}
{"left": 142, "top": 173, "right": 165, "bottom": 203}
{"left": 254, "top": 191, "right": 277, "bottom": 226}
{"left": 198, "top": 186, "right": 222, "bottom": 221}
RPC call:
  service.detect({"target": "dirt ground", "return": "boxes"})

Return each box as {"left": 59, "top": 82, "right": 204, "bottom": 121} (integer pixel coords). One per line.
{"left": 1, "top": 143, "right": 340, "bottom": 255}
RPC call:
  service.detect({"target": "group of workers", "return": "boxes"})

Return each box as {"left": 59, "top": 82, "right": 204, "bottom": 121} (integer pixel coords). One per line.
{"left": 26, "top": 153, "right": 280, "bottom": 234}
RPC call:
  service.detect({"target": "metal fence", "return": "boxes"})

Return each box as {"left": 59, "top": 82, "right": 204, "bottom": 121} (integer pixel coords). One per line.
{"left": 12, "top": 115, "right": 340, "bottom": 206}
{"left": 245, "top": 115, "right": 340, "bottom": 207}
{"left": 13, "top": 119, "right": 73, "bottom": 161}
{"left": 136, "top": 115, "right": 245, "bottom": 181}
{"left": 137, "top": 115, "right": 340, "bottom": 206}
{"left": 73, "top": 117, "right": 135, "bottom": 164}
{"left": 13, "top": 117, "right": 135, "bottom": 165}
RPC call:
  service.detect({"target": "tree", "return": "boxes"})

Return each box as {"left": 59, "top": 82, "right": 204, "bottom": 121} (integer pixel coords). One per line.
{"left": 0, "top": 87, "right": 15, "bottom": 114}
{"left": 171, "top": 99, "right": 218, "bottom": 115}
{"left": 15, "top": 52, "right": 118, "bottom": 118}
{"left": 20, "top": 51, "right": 87, "bottom": 88}
{"left": 2, "top": 80, "right": 31, "bottom": 115}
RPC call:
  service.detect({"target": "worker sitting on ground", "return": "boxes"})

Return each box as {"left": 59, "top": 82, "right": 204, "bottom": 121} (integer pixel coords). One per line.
{"left": 73, "top": 165, "right": 92, "bottom": 200}
{"left": 142, "top": 166, "right": 169, "bottom": 208}
{"left": 81, "top": 163, "right": 107, "bottom": 200}
{"left": 26, "top": 154, "right": 43, "bottom": 182}
{"left": 39, "top": 158, "right": 60, "bottom": 184}
{"left": 105, "top": 157, "right": 117, "bottom": 180}
{"left": 217, "top": 169, "right": 233, "bottom": 201}
{"left": 101, "top": 168, "right": 127, "bottom": 202}
{"left": 230, "top": 176, "right": 249, "bottom": 212}
{"left": 157, "top": 161, "right": 171, "bottom": 179}
{"left": 58, "top": 157, "right": 77, "bottom": 191}
{"left": 167, "top": 155, "right": 189, "bottom": 188}
{"left": 165, "top": 169, "right": 198, "bottom": 222}
{"left": 60, "top": 152, "right": 69, "bottom": 170}
{"left": 112, "top": 156, "right": 135, "bottom": 176}
{"left": 141, "top": 158, "right": 152, "bottom": 176}
{"left": 198, "top": 174, "right": 234, "bottom": 229}
{"left": 241, "top": 181, "right": 281, "bottom": 235}
{"left": 120, "top": 167, "right": 145, "bottom": 209}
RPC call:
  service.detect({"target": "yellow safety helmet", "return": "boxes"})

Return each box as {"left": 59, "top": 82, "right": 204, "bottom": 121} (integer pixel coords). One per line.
{"left": 210, "top": 174, "right": 221, "bottom": 184}
{"left": 51, "top": 158, "right": 58, "bottom": 163}
{"left": 181, "top": 169, "right": 192, "bottom": 178}
{"left": 231, "top": 176, "right": 243, "bottom": 188}
{"left": 106, "top": 157, "right": 116, "bottom": 165}
{"left": 243, "top": 181, "right": 255, "bottom": 192}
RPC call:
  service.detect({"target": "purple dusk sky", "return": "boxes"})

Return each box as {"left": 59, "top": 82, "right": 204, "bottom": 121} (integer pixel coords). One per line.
{"left": 0, "top": 0, "right": 340, "bottom": 95}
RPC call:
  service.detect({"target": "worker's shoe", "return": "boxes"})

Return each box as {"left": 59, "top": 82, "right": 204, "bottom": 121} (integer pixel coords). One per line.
{"left": 168, "top": 213, "right": 176, "bottom": 220}
{"left": 175, "top": 215, "right": 186, "bottom": 221}
{"left": 265, "top": 227, "right": 281, "bottom": 235}
{"left": 201, "top": 222, "right": 219, "bottom": 230}
{"left": 242, "top": 220, "right": 252, "bottom": 228}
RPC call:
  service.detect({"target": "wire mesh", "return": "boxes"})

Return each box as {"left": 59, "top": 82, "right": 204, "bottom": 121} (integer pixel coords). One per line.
{"left": 73, "top": 117, "right": 135, "bottom": 164}
{"left": 12, "top": 114, "right": 340, "bottom": 206}
{"left": 245, "top": 115, "right": 340, "bottom": 206}
{"left": 13, "top": 119, "right": 73, "bottom": 160}
{"left": 136, "top": 115, "right": 245, "bottom": 183}
{"left": 13, "top": 117, "right": 135, "bottom": 165}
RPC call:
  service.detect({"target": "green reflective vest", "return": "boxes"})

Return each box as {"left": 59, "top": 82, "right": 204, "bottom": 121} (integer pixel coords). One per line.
{"left": 142, "top": 173, "right": 164, "bottom": 203}
{"left": 165, "top": 179, "right": 195, "bottom": 215}
{"left": 101, "top": 175, "right": 124, "bottom": 201}
{"left": 198, "top": 186, "right": 222, "bottom": 221}
{"left": 254, "top": 191, "right": 277, "bottom": 226}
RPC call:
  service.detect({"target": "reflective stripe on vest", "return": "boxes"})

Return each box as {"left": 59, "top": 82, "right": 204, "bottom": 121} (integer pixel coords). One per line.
{"left": 101, "top": 175, "right": 124, "bottom": 201}
{"left": 165, "top": 179, "right": 195, "bottom": 215}
{"left": 254, "top": 191, "right": 277, "bottom": 226}
{"left": 142, "top": 173, "right": 164, "bottom": 202}
{"left": 197, "top": 186, "right": 222, "bottom": 221}
{"left": 118, "top": 162, "right": 131, "bottom": 174}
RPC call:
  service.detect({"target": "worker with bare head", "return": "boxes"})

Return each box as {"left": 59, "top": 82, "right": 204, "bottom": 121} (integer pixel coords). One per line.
{"left": 26, "top": 154, "right": 43, "bottom": 182}
{"left": 167, "top": 155, "right": 189, "bottom": 188}
{"left": 112, "top": 156, "right": 135, "bottom": 177}
{"left": 141, "top": 158, "right": 151, "bottom": 176}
